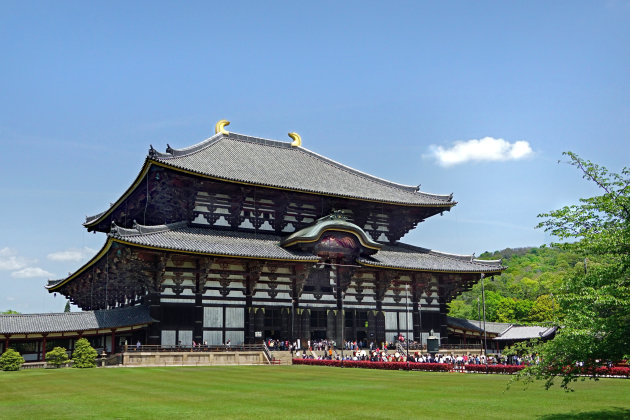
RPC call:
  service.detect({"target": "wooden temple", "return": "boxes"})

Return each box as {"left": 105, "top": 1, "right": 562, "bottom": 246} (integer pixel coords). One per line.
{"left": 44, "top": 121, "right": 504, "bottom": 348}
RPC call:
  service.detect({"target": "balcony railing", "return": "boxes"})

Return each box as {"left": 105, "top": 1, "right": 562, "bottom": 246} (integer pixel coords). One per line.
{"left": 123, "top": 344, "right": 265, "bottom": 353}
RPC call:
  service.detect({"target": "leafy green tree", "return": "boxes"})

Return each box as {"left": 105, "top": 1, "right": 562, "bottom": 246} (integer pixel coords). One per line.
{"left": 46, "top": 346, "right": 69, "bottom": 368}
{"left": 0, "top": 349, "right": 25, "bottom": 371}
{"left": 72, "top": 338, "right": 98, "bottom": 368}
{"left": 446, "top": 300, "right": 474, "bottom": 319}
{"left": 517, "top": 152, "right": 630, "bottom": 389}
{"left": 1, "top": 310, "right": 20, "bottom": 315}
{"left": 495, "top": 297, "right": 516, "bottom": 322}
{"left": 514, "top": 299, "right": 534, "bottom": 321}
{"left": 528, "top": 294, "right": 555, "bottom": 323}
{"left": 448, "top": 245, "right": 579, "bottom": 323}
{"left": 64, "top": 301, "right": 71, "bottom": 313}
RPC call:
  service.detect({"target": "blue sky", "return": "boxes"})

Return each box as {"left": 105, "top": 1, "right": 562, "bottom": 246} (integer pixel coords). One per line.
{"left": 1, "top": 1, "right": 629, "bottom": 313}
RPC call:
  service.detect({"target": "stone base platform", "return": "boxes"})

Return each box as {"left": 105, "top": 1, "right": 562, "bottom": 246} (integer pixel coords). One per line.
{"left": 121, "top": 350, "right": 267, "bottom": 367}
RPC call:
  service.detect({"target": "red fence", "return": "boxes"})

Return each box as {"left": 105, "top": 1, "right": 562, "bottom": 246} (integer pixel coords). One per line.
{"left": 293, "top": 359, "right": 630, "bottom": 377}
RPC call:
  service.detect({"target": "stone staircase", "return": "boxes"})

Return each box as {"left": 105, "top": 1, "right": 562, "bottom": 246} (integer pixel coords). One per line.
{"left": 267, "top": 350, "right": 295, "bottom": 365}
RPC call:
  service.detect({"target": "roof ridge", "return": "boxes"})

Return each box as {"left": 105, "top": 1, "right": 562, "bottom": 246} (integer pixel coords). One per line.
{"left": 109, "top": 221, "right": 188, "bottom": 238}
{"left": 1, "top": 311, "right": 89, "bottom": 317}
{"left": 149, "top": 132, "right": 224, "bottom": 158}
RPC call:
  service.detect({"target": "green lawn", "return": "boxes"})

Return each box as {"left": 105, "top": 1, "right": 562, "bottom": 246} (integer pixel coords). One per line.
{"left": 1, "top": 365, "right": 629, "bottom": 419}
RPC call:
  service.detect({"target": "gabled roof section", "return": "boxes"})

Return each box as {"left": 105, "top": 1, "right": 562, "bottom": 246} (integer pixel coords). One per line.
{"left": 150, "top": 132, "right": 455, "bottom": 206}
{"left": 281, "top": 212, "right": 382, "bottom": 253}
{"left": 0, "top": 305, "right": 154, "bottom": 335}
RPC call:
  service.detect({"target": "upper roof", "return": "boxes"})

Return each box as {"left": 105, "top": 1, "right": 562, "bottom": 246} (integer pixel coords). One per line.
{"left": 149, "top": 132, "right": 455, "bottom": 206}
{"left": 0, "top": 305, "right": 154, "bottom": 335}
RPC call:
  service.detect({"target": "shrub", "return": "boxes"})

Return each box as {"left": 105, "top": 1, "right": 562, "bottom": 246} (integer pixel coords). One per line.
{"left": 0, "top": 349, "right": 25, "bottom": 371}
{"left": 292, "top": 359, "right": 452, "bottom": 372}
{"left": 46, "top": 346, "right": 69, "bottom": 368}
{"left": 464, "top": 364, "right": 526, "bottom": 374}
{"left": 72, "top": 338, "right": 98, "bottom": 368}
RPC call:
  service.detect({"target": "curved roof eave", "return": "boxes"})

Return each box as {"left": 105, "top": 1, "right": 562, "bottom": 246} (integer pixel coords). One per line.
{"left": 356, "top": 260, "right": 505, "bottom": 275}
{"left": 84, "top": 158, "right": 153, "bottom": 230}
{"left": 46, "top": 239, "right": 114, "bottom": 291}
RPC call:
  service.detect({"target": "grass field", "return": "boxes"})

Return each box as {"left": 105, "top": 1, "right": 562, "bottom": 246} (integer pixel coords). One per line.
{"left": 1, "top": 365, "right": 629, "bottom": 419}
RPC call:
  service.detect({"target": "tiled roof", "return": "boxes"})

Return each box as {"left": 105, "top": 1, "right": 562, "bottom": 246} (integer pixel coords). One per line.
{"left": 111, "top": 222, "right": 501, "bottom": 273}
{"left": 357, "top": 243, "right": 505, "bottom": 273}
{"left": 150, "top": 132, "right": 455, "bottom": 206}
{"left": 494, "top": 325, "right": 558, "bottom": 341}
{"left": 0, "top": 305, "right": 154, "bottom": 335}
{"left": 447, "top": 316, "right": 486, "bottom": 333}
{"left": 110, "top": 222, "right": 320, "bottom": 261}
{"left": 465, "top": 319, "right": 513, "bottom": 335}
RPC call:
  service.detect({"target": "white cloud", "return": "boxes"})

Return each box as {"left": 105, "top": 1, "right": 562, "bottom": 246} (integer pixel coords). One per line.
{"left": 47, "top": 247, "right": 96, "bottom": 262}
{"left": 0, "top": 247, "right": 34, "bottom": 270}
{"left": 11, "top": 267, "right": 55, "bottom": 278}
{"left": 427, "top": 137, "right": 534, "bottom": 167}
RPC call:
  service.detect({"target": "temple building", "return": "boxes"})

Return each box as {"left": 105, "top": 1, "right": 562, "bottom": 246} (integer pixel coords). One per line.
{"left": 9, "top": 121, "right": 505, "bottom": 356}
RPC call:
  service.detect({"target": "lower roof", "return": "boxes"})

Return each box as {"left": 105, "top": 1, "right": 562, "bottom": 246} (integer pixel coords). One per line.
{"left": 109, "top": 221, "right": 503, "bottom": 273}
{"left": 447, "top": 317, "right": 557, "bottom": 341}
{"left": 48, "top": 222, "right": 504, "bottom": 291}
{"left": 0, "top": 305, "right": 154, "bottom": 335}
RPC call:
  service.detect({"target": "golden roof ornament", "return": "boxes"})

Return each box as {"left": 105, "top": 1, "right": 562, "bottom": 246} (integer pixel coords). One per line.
{"left": 215, "top": 119, "right": 230, "bottom": 135}
{"left": 288, "top": 132, "right": 302, "bottom": 147}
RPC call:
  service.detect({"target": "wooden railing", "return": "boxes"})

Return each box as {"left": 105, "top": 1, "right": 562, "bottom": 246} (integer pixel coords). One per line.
{"left": 123, "top": 344, "right": 265, "bottom": 353}
{"left": 439, "top": 344, "right": 482, "bottom": 350}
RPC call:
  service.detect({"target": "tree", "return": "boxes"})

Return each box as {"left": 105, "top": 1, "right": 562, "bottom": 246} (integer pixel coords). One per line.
{"left": 46, "top": 346, "right": 69, "bottom": 368}
{"left": 72, "top": 338, "right": 98, "bottom": 368}
{"left": 0, "top": 349, "right": 25, "bottom": 371}
{"left": 1, "top": 310, "right": 19, "bottom": 315}
{"left": 528, "top": 294, "right": 555, "bottom": 323}
{"left": 64, "top": 301, "right": 71, "bottom": 313}
{"left": 517, "top": 152, "right": 630, "bottom": 389}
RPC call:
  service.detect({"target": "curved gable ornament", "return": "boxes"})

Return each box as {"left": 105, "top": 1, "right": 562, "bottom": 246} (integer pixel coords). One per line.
{"left": 280, "top": 212, "right": 381, "bottom": 259}
{"left": 288, "top": 132, "right": 302, "bottom": 147}
{"left": 215, "top": 119, "right": 230, "bottom": 135}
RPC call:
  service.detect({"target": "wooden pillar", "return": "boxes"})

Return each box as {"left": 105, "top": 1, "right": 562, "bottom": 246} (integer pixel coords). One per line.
{"left": 3, "top": 336, "right": 10, "bottom": 353}
{"left": 245, "top": 262, "right": 261, "bottom": 344}
{"left": 438, "top": 296, "right": 448, "bottom": 345}
{"left": 147, "top": 292, "right": 161, "bottom": 345}
{"left": 41, "top": 335, "right": 48, "bottom": 362}
{"left": 193, "top": 261, "right": 203, "bottom": 345}
{"left": 111, "top": 330, "right": 116, "bottom": 353}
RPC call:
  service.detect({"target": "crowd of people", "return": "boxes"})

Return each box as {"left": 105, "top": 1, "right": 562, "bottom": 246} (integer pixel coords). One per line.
{"left": 297, "top": 348, "right": 536, "bottom": 366}
{"left": 290, "top": 336, "right": 539, "bottom": 366}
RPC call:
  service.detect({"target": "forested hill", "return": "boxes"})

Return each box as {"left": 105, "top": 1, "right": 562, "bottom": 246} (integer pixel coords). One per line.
{"left": 448, "top": 246, "right": 583, "bottom": 323}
